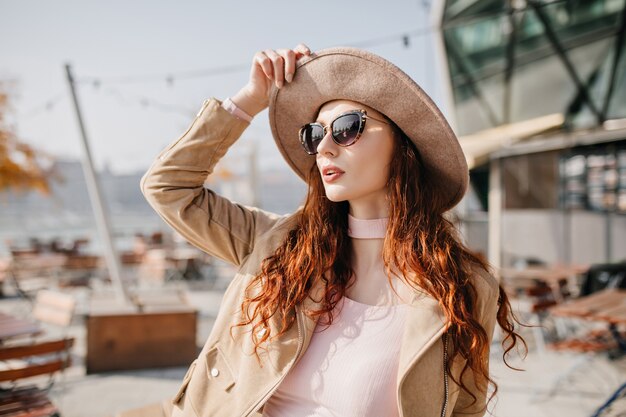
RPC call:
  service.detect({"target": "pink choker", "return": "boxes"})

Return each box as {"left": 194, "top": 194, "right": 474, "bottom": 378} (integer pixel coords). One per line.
{"left": 347, "top": 214, "right": 388, "bottom": 239}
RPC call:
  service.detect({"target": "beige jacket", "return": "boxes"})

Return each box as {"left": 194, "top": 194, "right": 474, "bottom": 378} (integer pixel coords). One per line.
{"left": 140, "top": 98, "right": 500, "bottom": 417}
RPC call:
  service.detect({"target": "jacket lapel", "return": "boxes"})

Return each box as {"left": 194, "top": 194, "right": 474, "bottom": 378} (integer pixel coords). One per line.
{"left": 397, "top": 290, "right": 447, "bottom": 379}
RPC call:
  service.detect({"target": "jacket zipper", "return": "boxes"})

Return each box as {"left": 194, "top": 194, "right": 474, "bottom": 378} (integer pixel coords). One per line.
{"left": 441, "top": 332, "right": 449, "bottom": 417}
{"left": 242, "top": 306, "right": 304, "bottom": 417}
{"left": 396, "top": 330, "right": 449, "bottom": 417}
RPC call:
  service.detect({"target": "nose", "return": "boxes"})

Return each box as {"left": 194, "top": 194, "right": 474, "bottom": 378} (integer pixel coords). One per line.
{"left": 315, "top": 127, "right": 338, "bottom": 157}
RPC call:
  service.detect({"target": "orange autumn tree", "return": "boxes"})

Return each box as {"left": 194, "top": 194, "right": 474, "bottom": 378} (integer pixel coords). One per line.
{"left": 0, "top": 82, "right": 62, "bottom": 195}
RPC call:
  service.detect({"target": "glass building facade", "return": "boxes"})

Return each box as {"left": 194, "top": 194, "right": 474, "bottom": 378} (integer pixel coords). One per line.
{"left": 440, "top": 0, "right": 626, "bottom": 214}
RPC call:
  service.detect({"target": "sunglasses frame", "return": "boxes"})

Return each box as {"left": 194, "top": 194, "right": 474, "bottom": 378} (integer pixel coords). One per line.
{"left": 298, "top": 109, "right": 390, "bottom": 155}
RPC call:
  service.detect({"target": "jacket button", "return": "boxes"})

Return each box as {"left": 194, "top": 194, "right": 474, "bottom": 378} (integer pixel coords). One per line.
{"left": 210, "top": 367, "right": 219, "bottom": 377}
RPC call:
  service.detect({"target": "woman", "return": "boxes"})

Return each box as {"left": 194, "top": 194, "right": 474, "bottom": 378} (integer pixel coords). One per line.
{"left": 141, "top": 43, "right": 525, "bottom": 417}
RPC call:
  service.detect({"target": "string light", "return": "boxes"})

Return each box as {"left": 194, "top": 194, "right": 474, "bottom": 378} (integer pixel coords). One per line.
{"left": 99, "top": 85, "right": 196, "bottom": 117}
{"left": 77, "top": 63, "right": 250, "bottom": 86}
{"left": 74, "top": 28, "right": 435, "bottom": 87}
{"left": 18, "top": 28, "right": 437, "bottom": 122}
{"left": 19, "top": 92, "right": 66, "bottom": 119}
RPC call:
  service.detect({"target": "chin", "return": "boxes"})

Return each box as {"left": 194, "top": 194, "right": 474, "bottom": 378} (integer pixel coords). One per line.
{"left": 325, "top": 195, "right": 348, "bottom": 203}
{"left": 322, "top": 186, "right": 351, "bottom": 203}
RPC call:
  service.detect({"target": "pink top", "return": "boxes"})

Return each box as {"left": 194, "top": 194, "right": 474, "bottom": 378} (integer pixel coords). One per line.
{"left": 347, "top": 214, "right": 389, "bottom": 239}
{"left": 262, "top": 215, "right": 408, "bottom": 417}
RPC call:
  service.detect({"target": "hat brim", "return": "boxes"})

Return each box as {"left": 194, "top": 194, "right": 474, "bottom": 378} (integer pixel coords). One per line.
{"left": 268, "top": 46, "right": 468, "bottom": 211}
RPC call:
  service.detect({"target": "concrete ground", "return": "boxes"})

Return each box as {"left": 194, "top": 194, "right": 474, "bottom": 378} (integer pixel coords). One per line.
{"left": 1, "top": 283, "right": 624, "bottom": 417}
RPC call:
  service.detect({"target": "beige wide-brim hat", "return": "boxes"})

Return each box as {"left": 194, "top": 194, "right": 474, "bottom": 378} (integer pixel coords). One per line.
{"left": 268, "top": 46, "right": 468, "bottom": 212}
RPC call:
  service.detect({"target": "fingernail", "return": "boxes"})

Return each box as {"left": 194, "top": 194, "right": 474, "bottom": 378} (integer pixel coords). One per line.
{"left": 277, "top": 80, "right": 283, "bottom": 89}
{"left": 286, "top": 74, "right": 293, "bottom": 83}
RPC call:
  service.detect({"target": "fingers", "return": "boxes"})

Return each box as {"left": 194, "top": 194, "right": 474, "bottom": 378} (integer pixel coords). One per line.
{"left": 293, "top": 43, "right": 312, "bottom": 59}
{"left": 254, "top": 44, "right": 312, "bottom": 89}
{"left": 264, "top": 49, "right": 284, "bottom": 89}
{"left": 277, "top": 48, "right": 296, "bottom": 83}
{"left": 253, "top": 51, "right": 274, "bottom": 81}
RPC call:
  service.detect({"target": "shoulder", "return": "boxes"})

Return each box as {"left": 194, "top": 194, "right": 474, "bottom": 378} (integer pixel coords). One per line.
{"left": 469, "top": 261, "right": 499, "bottom": 299}
{"left": 467, "top": 262, "right": 500, "bottom": 322}
{"left": 239, "top": 208, "right": 303, "bottom": 266}
{"left": 260, "top": 207, "right": 302, "bottom": 240}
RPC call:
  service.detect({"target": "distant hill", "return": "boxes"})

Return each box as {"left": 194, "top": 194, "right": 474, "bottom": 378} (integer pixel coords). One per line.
{"left": 0, "top": 158, "right": 307, "bottom": 253}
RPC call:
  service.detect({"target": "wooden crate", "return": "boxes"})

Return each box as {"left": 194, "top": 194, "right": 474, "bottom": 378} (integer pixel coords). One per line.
{"left": 86, "top": 308, "right": 198, "bottom": 373}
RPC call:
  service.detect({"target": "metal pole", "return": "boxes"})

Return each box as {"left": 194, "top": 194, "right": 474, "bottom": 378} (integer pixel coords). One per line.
{"left": 64, "top": 63, "right": 129, "bottom": 304}
{"left": 488, "top": 158, "right": 503, "bottom": 281}
{"left": 431, "top": 0, "right": 456, "bottom": 130}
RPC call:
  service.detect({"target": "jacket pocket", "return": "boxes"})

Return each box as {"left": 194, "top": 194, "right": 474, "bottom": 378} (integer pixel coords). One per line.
{"left": 204, "top": 344, "right": 236, "bottom": 392}
{"left": 182, "top": 344, "right": 238, "bottom": 416}
{"left": 173, "top": 359, "right": 198, "bottom": 405}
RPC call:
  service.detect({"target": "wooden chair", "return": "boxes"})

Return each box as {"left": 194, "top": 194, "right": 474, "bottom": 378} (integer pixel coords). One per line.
{"left": 0, "top": 337, "right": 74, "bottom": 417}
{"left": 0, "top": 338, "right": 75, "bottom": 382}
{"left": 0, "top": 385, "right": 59, "bottom": 417}
{"left": 32, "top": 290, "right": 76, "bottom": 329}
{"left": 0, "top": 290, "right": 76, "bottom": 416}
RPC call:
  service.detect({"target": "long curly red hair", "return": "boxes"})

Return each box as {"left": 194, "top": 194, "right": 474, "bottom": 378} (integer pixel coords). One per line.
{"left": 231, "top": 117, "right": 526, "bottom": 411}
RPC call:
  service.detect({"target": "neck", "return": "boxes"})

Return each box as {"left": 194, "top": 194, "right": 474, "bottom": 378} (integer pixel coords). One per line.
{"left": 348, "top": 213, "right": 388, "bottom": 271}
{"left": 347, "top": 214, "right": 388, "bottom": 239}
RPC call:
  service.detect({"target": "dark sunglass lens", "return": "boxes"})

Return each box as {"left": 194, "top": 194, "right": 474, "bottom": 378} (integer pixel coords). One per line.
{"left": 301, "top": 124, "right": 324, "bottom": 154}
{"left": 332, "top": 114, "right": 361, "bottom": 145}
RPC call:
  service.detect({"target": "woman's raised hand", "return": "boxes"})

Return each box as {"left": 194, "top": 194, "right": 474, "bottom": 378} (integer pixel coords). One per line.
{"left": 231, "top": 44, "right": 312, "bottom": 117}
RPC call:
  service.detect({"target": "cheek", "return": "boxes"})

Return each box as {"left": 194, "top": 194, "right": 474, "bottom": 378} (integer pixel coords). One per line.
{"left": 363, "top": 136, "right": 394, "bottom": 180}
{"left": 351, "top": 147, "right": 393, "bottom": 190}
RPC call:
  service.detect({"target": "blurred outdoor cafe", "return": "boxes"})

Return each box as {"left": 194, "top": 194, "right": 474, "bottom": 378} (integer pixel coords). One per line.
{"left": 2, "top": 0, "right": 626, "bottom": 414}
{"left": 498, "top": 258, "right": 626, "bottom": 357}
{"left": 0, "top": 230, "right": 232, "bottom": 416}
{"left": 0, "top": 226, "right": 625, "bottom": 416}
{"left": 0, "top": 232, "right": 219, "bottom": 296}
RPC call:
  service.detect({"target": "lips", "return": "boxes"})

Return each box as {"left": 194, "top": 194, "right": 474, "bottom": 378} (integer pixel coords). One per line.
{"left": 322, "top": 166, "right": 345, "bottom": 176}
{"left": 321, "top": 165, "right": 345, "bottom": 183}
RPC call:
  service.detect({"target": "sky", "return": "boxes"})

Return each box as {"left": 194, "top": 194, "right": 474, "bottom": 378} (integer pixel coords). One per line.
{"left": 0, "top": 0, "right": 447, "bottom": 176}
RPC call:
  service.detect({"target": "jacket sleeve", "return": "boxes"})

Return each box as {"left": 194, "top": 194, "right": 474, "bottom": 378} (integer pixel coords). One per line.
{"left": 140, "top": 97, "right": 283, "bottom": 266}
{"left": 451, "top": 270, "right": 500, "bottom": 417}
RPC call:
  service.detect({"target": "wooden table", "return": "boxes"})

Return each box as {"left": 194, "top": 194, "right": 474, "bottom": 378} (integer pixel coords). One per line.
{"left": 0, "top": 253, "right": 67, "bottom": 297}
{"left": 0, "top": 312, "right": 42, "bottom": 343}
{"left": 1, "top": 253, "right": 104, "bottom": 296}
{"left": 85, "top": 307, "right": 197, "bottom": 373}
{"left": 550, "top": 289, "right": 626, "bottom": 351}
{"left": 551, "top": 289, "right": 626, "bottom": 324}
{"left": 499, "top": 264, "right": 590, "bottom": 301}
